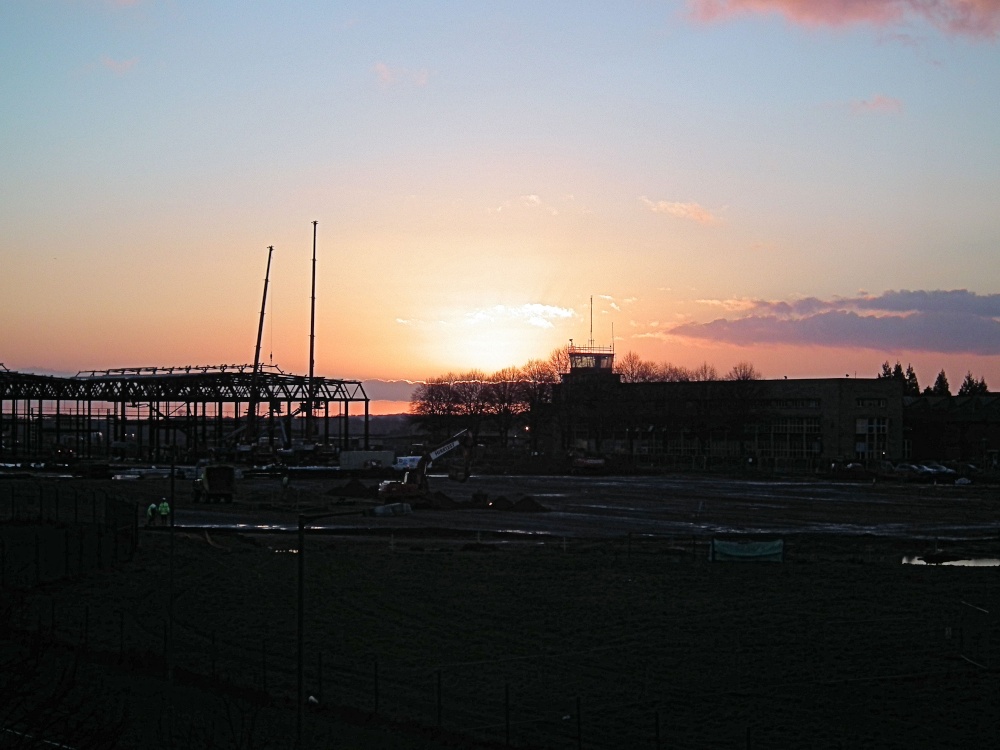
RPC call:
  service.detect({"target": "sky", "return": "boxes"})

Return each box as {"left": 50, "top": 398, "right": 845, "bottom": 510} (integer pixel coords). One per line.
{"left": 2, "top": 0, "right": 999, "bottom": 412}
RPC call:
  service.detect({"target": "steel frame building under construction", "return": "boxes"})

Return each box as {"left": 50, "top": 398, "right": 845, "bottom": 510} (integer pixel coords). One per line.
{"left": 0, "top": 363, "right": 370, "bottom": 462}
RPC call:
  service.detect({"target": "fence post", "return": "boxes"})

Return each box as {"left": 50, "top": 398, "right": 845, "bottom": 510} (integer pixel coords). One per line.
{"left": 655, "top": 708, "right": 661, "bottom": 750}
{"left": 262, "top": 638, "right": 268, "bottom": 694}
{"left": 82, "top": 604, "right": 89, "bottom": 651}
{"left": 1, "top": 539, "right": 5, "bottom": 588}
{"left": 505, "top": 682, "right": 510, "bottom": 747}
{"left": 436, "top": 669, "right": 442, "bottom": 729}
{"left": 64, "top": 529, "right": 70, "bottom": 579}
{"left": 373, "top": 655, "right": 379, "bottom": 716}
{"left": 211, "top": 630, "right": 217, "bottom": 679}
{"left": 34, "top": 532, "right": 41, "bottom": 587}
{"left": 119, "top": 610, "right": 125, "bottom": 658}
{"left": 576, "top": 696, "right": 582, "bottom": 750}
{"left": 317, "top": 651, "right": 323, "bottom": 705}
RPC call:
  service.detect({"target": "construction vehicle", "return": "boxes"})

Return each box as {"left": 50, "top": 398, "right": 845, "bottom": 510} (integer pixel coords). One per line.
{"left": 192, "top": 462, "right": 236, "bottom": 503}
{"left": 377, "top": 429, "right": 475, "bottom": 501}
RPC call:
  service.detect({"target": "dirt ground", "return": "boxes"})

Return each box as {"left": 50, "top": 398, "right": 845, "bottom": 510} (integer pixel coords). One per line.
{"left": 4, "top": 471, "right": 1000, "bottom": 749}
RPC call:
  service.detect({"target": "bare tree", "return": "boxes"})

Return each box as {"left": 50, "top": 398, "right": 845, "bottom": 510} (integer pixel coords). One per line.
{"left": 657, "top": 362, "right": 691, "bottom": 382}
{"left": 452, "top": 370, "right": 490, "bottom": 438}
{"left": 689, "top": 362, "right": 719, "bottom": 381}
{"left": 725, "top": 361, "right": 762, "bottom": 381}
{"left": 616, "top": 351, "right": 658, "bottom": 383}
{"left": 548, "top": 345, "right": 571, "bottom": 376}
{"left": 485, "top": 367, "right": 528, "bottom": 449}
{"left": 410, "top": 375, "right": 459, "bottom": 437}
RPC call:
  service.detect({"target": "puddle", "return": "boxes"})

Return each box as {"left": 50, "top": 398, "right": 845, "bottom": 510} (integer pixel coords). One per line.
{"left": 902, "top": 555, "right": 1000, "bottom": 567}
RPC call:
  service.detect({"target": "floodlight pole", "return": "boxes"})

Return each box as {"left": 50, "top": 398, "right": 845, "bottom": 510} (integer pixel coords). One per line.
{"left": 307, "top": 221, "right": 317, "bottom": 441}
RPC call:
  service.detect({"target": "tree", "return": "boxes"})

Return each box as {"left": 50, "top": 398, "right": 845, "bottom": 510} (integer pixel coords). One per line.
{"left": 689, "top": 362, "right": 719, "bottom": 381}
{"left": 520, "top": 358, "right": 558, "bottom": 453}
{"left": 616, "top": 351, "right": 658, "bottom": 383}
{"left": 410, "top": 375, "right": 459, "bottom": 436}
{"left": 484, "top": 367, "right": 527, "bottom": 449}
{"left": 452, "top": 370, "right": 490, "bottom": 438}
{"left": 879, "top": 360, "right": 920, "bottom": 396}
{"left": 957, "top": 371, "right": 989, "bottom": 396}
{"left": 657, "top": 362, "right": 691, "bottom": 382}
{"left": 725, "top": 361, "right": 762, "bottom": 381}
{"left": 923, "top": 369, "right": 951, "bottom": 396}
{"left": 548, "top": 345, "right": 571, "bottom": 376}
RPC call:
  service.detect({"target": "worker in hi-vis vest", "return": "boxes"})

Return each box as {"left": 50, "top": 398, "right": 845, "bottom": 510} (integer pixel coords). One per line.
{"left": 157, "top": 499, "right": 170, "bottom": 525}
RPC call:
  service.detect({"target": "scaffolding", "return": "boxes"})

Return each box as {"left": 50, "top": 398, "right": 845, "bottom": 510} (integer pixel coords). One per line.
{"left": 0, "top": 364, "right": 370, "bottom": 463}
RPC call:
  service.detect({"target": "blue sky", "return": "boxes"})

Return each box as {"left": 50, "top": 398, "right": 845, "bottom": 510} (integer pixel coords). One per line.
{"left": 2, "top": 0, "right": 999, "bottom": 404}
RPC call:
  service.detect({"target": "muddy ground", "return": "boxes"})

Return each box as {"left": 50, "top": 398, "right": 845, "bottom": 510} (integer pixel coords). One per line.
{"left": 4, "top": 471, "right": 1000, "bottom": 749}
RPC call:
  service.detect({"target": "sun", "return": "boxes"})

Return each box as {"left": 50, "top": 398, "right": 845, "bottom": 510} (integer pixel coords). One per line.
{"left": 433, "top": 325, "right": 542, "bottom": 374}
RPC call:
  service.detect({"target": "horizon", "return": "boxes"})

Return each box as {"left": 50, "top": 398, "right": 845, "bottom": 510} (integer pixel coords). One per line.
{"left": 3, "top": 2, "right": 999, "bottom": 390}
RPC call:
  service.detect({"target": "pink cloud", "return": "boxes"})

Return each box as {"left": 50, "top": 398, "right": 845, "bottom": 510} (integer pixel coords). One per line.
{"left": 100, "top": 55, "right": 138, "bottom": 75}
{"left": 850, "top": 93, "right": 904, "bottom": 113}
{"left": 640, "top": 196, "right": 720, "bottom": 225}
{"left": 686, "top": 0, "right": 1000, "bottom": 39}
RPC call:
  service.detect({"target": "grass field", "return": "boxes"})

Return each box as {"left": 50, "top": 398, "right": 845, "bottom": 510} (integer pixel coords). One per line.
{"left": 4, "top": 475, "right": 1000, "bottom": 748}
{"left": 4, "top": 527, "right": 1000, "bottom": 748}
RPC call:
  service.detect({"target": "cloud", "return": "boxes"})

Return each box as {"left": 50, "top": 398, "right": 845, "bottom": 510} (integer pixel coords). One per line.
{"left": 100, "top": 55, "right": 138, "bottom": 75}
{"left": 466, "top": 304, "right": 575, "bottom": 329}
{"left": 373, "top": 61, "right": 430, "bottom": 87}
{"left": 669, "top": 289, "right": 1000, "bottom": 354}
{"left": 362, "top": 379, "right": 418, "bottom": 401}
{"left": 491, "top": 194, "right": 560, "bottom": 215}
{"left": 640, "top": 196, "right": 720, "bottom": 225}
{"left": 686, "top": 0, "right": 1000, "bottom": 39}
{"left": 850, "top": 94, "right": 904, "bottom": 114}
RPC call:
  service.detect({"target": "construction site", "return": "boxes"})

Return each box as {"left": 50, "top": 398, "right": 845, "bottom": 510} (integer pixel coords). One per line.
{"left": 0, "top": 362, "right": 371, "bottom": 465}
{"left": 1, "top": 234, "right": 378, "bottom": 467}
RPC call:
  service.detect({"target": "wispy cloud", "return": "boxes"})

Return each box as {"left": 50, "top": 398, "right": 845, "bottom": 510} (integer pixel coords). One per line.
{"left": 490, "top": 194, "right": 560, "bottom": 215}
{"left": 669, "top": 289, "right": 1000, "bottom": 354}
{"left": 850, "top": 93, "right": 904, "bottom": 114}
{"left": 100, "top": 55, "right": 138, "bottom": 75}
{"left": 686, "top": 0, "right": 1000, "bottom": 39}
{"left": 373, "top": 61, "right": 430, "bottom": 87}
{"left": 640, "top": 196, "right": 720, "bottom": 225}
{"left": 466, "top": 303, "right": 575, "bottom": 329}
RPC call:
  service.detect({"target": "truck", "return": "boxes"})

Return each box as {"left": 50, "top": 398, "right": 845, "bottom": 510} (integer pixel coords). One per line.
{"left": 192, "top": 463, "right": 236, "bottom": 503}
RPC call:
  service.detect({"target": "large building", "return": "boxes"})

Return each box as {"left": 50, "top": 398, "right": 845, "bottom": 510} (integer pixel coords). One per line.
{"left": 542, "top": 346, "right": 904, "bottom": 471}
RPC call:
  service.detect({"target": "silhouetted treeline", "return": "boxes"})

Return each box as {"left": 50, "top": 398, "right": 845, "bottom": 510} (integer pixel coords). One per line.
{"left": 876, "top": 360, "right": 989, "bottom": 396}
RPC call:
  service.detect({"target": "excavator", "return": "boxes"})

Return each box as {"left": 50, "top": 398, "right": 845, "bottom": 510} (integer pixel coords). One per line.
{"left": 377, "top": 429, "right": 475, "bottom": 501}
